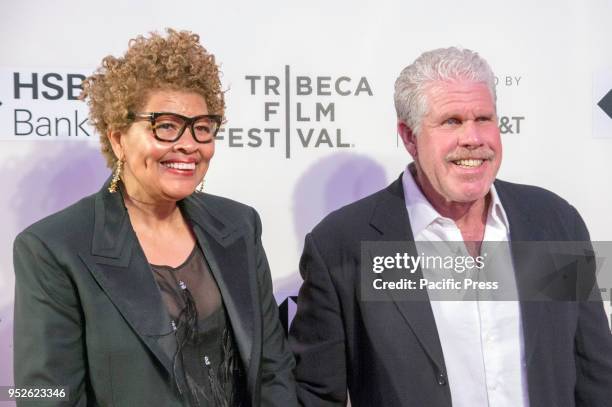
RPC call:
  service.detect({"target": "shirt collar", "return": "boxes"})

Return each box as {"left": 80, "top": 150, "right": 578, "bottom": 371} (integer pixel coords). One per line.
{"left": 401, "top": 164, "right": 509, "bottom": 237}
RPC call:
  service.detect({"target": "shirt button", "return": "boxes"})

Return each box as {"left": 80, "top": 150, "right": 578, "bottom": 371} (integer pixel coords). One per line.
{"left": 437, "top": 372, "right": 447, "bottom": 386}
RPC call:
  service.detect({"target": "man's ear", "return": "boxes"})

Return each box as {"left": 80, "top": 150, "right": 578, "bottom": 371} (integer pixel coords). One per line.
{"left": 107, "top": 129, "right": 124, "bottom": 161}
{"left": 398, "top": 121, "right": 417, "bottom": 159}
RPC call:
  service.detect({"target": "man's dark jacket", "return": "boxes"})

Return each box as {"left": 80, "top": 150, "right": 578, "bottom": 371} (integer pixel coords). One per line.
{"left": 290, "top": 176, "right": 612, "bottom": 407}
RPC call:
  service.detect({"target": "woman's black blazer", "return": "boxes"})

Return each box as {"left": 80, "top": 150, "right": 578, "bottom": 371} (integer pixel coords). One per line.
{"left": 13, "top": 180, "right": 297, "bottom": 406}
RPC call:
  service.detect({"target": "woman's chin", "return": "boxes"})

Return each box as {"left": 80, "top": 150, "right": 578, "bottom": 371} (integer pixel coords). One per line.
{"left": 160, "top": 184, "right": 200, "bottom": 201}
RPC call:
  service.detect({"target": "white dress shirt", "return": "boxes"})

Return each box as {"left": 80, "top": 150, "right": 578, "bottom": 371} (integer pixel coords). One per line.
{"left": 402, "top": 167, "right": 529, "bottom": 407}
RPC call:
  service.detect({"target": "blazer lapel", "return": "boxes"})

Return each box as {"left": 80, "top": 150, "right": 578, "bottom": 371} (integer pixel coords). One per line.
{"left": 495, "top": 181, "right": 550, "bottom": 363}
{"left": 179, "top": 196, "right": 256, "bottom": 377}
{"left": 80, "top": 184, "right": 257, "bottom": 382}
{"left": 80, "top": 183, "right": 176, "bottom": 375}
{"left": 369, "top": 176, "right": 446, "bottom": 373}
{"left": 369, "top": 177, "right": 557, "bottom": 376}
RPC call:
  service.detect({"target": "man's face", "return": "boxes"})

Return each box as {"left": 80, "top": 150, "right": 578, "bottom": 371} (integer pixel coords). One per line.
{"left": 400, "top": 80, "right": 502, "bottom": 205}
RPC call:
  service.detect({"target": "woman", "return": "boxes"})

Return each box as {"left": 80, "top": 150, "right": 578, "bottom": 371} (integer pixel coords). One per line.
{"left": 13, "top": 29, "right": 296, "bottom": 406}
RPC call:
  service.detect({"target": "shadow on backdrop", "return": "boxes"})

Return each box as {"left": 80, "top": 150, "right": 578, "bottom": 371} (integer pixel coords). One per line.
{"left": 0, "top": 140, "right": 108, "bottom": 388}
{"left": 10, "top": 142, "right": 109, "bottom": 232}
{"left": 274, "top": 152, "right": 388, "bottom": 299}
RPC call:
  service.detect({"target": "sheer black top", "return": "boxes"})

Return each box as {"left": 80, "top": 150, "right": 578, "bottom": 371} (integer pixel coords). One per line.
{"left": 151, "top": 246, "right": 246, "bottom": 406}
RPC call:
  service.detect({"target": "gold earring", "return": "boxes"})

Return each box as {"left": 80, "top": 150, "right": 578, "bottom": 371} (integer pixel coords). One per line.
{"left": 108, "top": 159, "right": 123, "bottom": 193}
{"left": 196, "top": 178, "right": 205, "bottom": 193}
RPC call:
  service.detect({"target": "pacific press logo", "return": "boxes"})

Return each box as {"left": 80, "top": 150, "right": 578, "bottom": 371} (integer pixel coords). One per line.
{"left": 216, "top": 65, "right": 374, "bottom": 158}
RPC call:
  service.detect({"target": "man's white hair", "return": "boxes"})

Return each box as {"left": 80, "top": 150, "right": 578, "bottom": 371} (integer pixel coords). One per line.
{"left": 394, "top": 47, "right": 497, "bottom": 135}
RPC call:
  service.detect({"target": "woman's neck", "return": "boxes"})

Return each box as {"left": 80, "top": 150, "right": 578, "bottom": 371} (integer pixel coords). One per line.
{"left": 121, "top": 188, "right": 182, "bottom": 229}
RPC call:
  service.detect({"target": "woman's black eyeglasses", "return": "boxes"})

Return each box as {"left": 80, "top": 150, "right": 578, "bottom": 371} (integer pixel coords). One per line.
{"left": 129, "top": 112, "right": 222, "bottom": 143}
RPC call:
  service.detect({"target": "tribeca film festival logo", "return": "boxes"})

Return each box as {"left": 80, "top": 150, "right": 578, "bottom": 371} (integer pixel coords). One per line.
{"left": 0, "top": 71, "right": 93, "bottom": 139}
{"left": 216, "top": 65, "right": 373, "bottom": 158}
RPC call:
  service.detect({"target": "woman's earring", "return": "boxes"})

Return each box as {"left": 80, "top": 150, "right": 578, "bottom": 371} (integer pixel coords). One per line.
{"left": 108, "top": 159, "right": 123, "bottom": 193}
{"left": 196, "top": 178, "right": 205, "bottom": 193}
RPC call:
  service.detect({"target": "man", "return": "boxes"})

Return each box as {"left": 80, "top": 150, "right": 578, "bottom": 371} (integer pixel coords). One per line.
{"left": 289, "top": 47, "right": 612, "bottom": 406}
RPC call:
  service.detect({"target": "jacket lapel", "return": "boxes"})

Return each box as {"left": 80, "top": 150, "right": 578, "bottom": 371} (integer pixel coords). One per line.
{"left": 80, "top": 183, "right": 256, "bottom": 379}
{"left": 80, "top": 183, "right": 177, "bottom": 375}
{"left": 369, "top": 175, "right": 447, "bottom": 373}
{"left": 494, "top": 180, "right": 549, "bottom": 363}
{"left": 179, "top": 196, "right": 256, "bottom": 375}
{"left": 369, "top": 177, "right": 555, "bottom": 376}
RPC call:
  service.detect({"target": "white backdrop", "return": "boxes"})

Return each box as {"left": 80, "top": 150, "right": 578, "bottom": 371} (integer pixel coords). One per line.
{"left": 1, "top": 0, "right": 611, "bottom": 396}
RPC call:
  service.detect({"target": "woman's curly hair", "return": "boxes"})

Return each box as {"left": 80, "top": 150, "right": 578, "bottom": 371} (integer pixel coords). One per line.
{"left": 80, "top": 28, "right": 225, "bottom": 168}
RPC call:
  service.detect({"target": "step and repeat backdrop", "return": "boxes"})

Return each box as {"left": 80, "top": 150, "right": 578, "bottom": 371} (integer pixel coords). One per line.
{"left": 1, "top": 0, "right": 611, "bottom": 392}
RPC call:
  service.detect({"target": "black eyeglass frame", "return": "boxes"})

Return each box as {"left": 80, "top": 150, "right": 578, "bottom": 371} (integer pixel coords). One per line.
{"left": 128, "top": 112, "right": 222, "bottom": 143}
